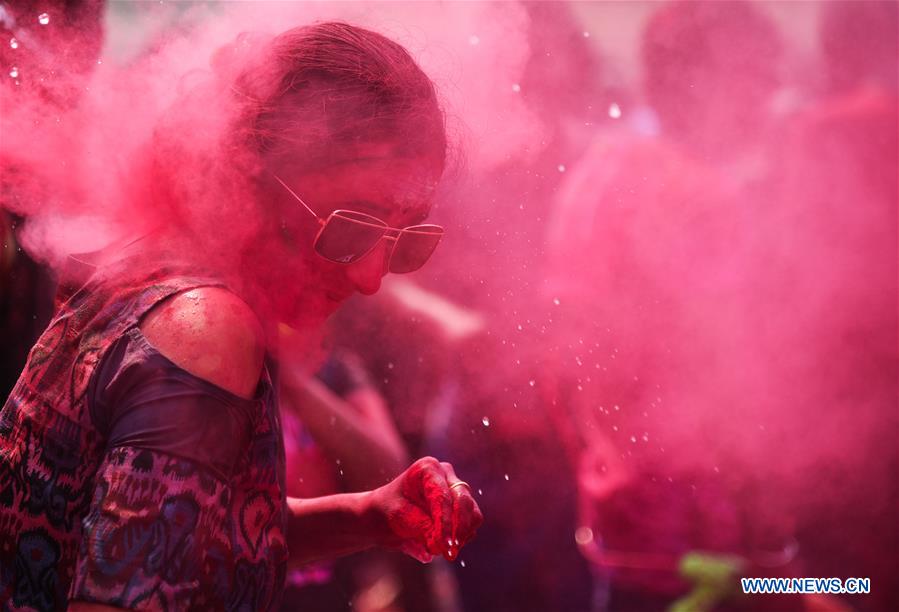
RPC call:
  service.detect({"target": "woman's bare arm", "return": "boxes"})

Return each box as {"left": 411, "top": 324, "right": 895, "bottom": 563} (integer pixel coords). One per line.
{"left": 286, "top": 457, "right": 483, "bottom": 567}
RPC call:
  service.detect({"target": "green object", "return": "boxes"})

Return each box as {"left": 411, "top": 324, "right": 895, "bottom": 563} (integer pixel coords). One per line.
{"left": 669, "top": 552, "right": 746, "bottom": 612}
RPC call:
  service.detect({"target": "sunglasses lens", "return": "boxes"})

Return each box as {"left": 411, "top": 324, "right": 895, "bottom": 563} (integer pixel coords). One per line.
{"left": 315, "top": 211, "right": 387, "bottom": 264}
{"left": 390, "top": 226, "right": 443, "bottom": 273}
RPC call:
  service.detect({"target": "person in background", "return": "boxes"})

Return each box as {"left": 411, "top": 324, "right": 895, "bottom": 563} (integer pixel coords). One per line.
{"left": 639, "top": 0, "right": 784, "bottom": 190}
{"left": 762, "top": 4, "right": 898, "bottom": 610}
{"left": 543, "top": 2, "right": 806, "bottom": 610}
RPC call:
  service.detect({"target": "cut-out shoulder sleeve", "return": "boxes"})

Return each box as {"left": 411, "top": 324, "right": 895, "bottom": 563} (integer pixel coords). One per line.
{"left": 89, "top": 326, "right": 259, "bottom": 481}
{"left": 139, "top": 287, "right": 265, "bottom": 399}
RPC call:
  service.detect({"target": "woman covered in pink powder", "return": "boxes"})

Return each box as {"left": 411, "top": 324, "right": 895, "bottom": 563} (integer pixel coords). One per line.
{"left": 0, "top": 22, "right": 482, "bottom": 611}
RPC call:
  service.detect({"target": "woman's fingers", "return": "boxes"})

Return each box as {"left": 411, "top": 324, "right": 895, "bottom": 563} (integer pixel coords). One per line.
{"left": 403, "top": 457, "right": 454, "bottom": 558}
{"left": 389, "top": 503, "right": 435, "bottom": 563}
{"left": 441, "top": 462, "right": 484, "bottom": 552}
{"left": 392, "top": 457, "right": 483, "bottom": 562}
{"left": 453, "top": 487, "right": 484, "bottom": 548}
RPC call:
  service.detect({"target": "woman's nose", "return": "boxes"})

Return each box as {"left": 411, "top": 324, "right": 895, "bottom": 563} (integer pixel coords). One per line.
{"left": 346, "top": 240, "right": 390, "bottom": 295}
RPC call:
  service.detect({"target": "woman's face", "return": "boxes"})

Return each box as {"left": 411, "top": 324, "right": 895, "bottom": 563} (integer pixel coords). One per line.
{"left": 261, "top": 144, "right": 442, "bottom": 325}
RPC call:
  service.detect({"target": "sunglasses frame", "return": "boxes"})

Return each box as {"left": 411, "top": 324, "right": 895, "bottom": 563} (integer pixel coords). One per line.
{"left": 271, "top": 173, "right": 443, "bottom": 273}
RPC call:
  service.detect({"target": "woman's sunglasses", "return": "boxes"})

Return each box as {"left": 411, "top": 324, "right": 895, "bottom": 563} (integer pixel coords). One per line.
{"left": 272, "top": 174, "right": 443, "bottom": 274}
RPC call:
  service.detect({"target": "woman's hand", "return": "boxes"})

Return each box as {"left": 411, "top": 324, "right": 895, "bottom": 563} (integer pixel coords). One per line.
{"left": 366, "top": 457, "right": 483, "bottom": 563}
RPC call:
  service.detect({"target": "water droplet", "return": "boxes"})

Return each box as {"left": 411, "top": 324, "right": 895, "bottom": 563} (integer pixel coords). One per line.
{"left": 9, "top": 38, "right": 19, "bottom": 50}
{"left": 553, "top": 297, "right": 560, "bottom": 306}
{"left": 583, "top": 31, "right": 591, "bottom": 38}
{"left": 468, "top": 35, "right": 480, "bottom": 46}
{"left": 38, "top": 13, "right": 50, "bottom": 25}
{"left": 613, "top": 404, "right": 620, "bottom": 411}
{"left": 481, "top": 416, "right": 490, "bottom": 427}
{"left": 642, "top": 433, "right": 649, "bottom": 442}
{"left": 460, "top": 560, "right": 466, "bottom": 568}
{"left": 612, "top": 425, "right": 619, "bottom": 432}
{"left": 387, "top": 362, "right": 394, "bottom": 369}
{"left": 477, "top": 488, "right": 483, "bottom": 496}
{"left": 504, "top": 474, "right": 510, "bottom": 481}
{"left": 528, "top": 380, "right": 535, "bottom": 387}
{"left": 630, "top": 435, "right": 637, "bottom": 443}
{"left": 511, "top": 83, "right": 521, "bottom": 93}
{"left": 608, "top": 103, "right": 622, "bottom": 119}
{"left": 557, "top": 164, "right": 566, "bottom": 173}
{"left": 574, "top": 526, "right": 594, "bottom": 545}
{"left": 9, "top": 66, "right": 18, "bottom": 79}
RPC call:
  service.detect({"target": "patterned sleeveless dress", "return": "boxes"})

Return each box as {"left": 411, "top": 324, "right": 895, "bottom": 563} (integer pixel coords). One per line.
{"left": 0, "top": 257, "right": 288, "bottom": 610}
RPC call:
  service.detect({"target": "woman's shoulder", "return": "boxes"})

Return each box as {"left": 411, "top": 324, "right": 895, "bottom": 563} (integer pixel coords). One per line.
{"left": 139, "top": 286, "right": 265, "bottom": 399}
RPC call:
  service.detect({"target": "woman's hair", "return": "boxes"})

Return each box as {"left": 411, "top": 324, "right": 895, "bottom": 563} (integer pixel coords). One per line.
{"left": 141, "top": 22, "right": 446, "bottom": 255}
{"left": 228, "top": 22, "right": 447, "bottom": 167}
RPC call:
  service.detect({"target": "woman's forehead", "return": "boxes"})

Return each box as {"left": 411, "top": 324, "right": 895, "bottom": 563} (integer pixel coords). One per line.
{"left": 272, "top": 154, "right": 440, "bottom": 224}
{"left": 269, "top": 139, "right": 441, "bottom": 173}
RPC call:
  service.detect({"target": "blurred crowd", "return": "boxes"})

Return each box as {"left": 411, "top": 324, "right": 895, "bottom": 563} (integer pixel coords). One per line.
{"left": 2, "top": 1, "right": 896, "bottom": 611}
